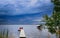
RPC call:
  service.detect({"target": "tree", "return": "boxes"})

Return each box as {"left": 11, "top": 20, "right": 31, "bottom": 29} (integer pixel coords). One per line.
{"left": 43, "top": 0, "right": 60, "bottom": 38}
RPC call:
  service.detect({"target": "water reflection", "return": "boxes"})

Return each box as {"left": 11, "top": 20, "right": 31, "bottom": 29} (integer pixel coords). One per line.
{"left": 0, "top": 25, "right": 56, "bottom": 38}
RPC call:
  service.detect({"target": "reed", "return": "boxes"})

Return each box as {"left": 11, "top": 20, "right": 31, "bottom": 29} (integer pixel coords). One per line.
{"left": 0, "top": 29, "right": 9, "bottom": 38}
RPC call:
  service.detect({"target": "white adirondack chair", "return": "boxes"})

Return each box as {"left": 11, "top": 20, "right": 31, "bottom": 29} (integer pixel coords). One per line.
{"left": 18, "top": 27, "right": 26, "bottom": 38}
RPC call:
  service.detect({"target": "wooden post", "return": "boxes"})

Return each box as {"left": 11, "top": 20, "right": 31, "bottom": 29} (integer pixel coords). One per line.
{"left": 48, "top": 32, "right": 50, "bottom": 38}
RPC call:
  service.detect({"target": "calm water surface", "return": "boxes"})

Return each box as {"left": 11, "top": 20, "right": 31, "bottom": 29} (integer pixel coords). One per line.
{"left": 0, "top": 25, "right": 56, "bottom": 38}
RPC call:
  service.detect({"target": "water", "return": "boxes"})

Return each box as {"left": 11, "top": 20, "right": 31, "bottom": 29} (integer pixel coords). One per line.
{"left": 0, "top": 25, "right": 56, "bottom": 38}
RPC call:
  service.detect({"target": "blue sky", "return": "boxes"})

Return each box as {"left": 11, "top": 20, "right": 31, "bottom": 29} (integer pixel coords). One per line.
{"left": 0, "top": 0, "right": 54, "bottom": 25}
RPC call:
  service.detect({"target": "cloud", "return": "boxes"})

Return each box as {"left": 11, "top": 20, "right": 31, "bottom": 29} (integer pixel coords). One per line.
{"left": 0, "top": 0, "right": 53, "bottom": 15}
{"left": 33, "top": 18, "right": 43, "bottom": 22}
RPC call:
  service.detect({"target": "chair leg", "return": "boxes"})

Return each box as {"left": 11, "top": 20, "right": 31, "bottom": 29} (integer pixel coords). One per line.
{"left": 20, "top": 37, "right": 26, "bottom": 38}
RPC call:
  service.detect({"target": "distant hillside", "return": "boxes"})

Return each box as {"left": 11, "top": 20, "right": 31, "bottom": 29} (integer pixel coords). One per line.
{"left": 0, "top": 12, "right": 52, "bottom": 25}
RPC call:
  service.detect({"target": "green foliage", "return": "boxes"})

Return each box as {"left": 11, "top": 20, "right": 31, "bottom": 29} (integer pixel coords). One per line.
{"left": 43, "top": 12, "right": 60, "bottom": 33}
{"left": 43, "top": 14, "right": 56, "bottom": 34}
{"left": 52, "top": 0, "right": 60, "bottom": 12}
{"left": 48, "top": 27, "right": 56, "bottom": 34}
{"left": 43, "top": 0, "right": 60, "bottom": 34}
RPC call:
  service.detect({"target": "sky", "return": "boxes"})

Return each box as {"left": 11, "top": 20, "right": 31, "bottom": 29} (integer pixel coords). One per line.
{"left": 0, "top": 0, "right": 54, "bottom": 25}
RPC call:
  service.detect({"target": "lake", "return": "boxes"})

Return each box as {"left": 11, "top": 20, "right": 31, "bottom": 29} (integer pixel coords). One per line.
{"left": 0, "top": 25, "right": 56, "bottom": 38}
